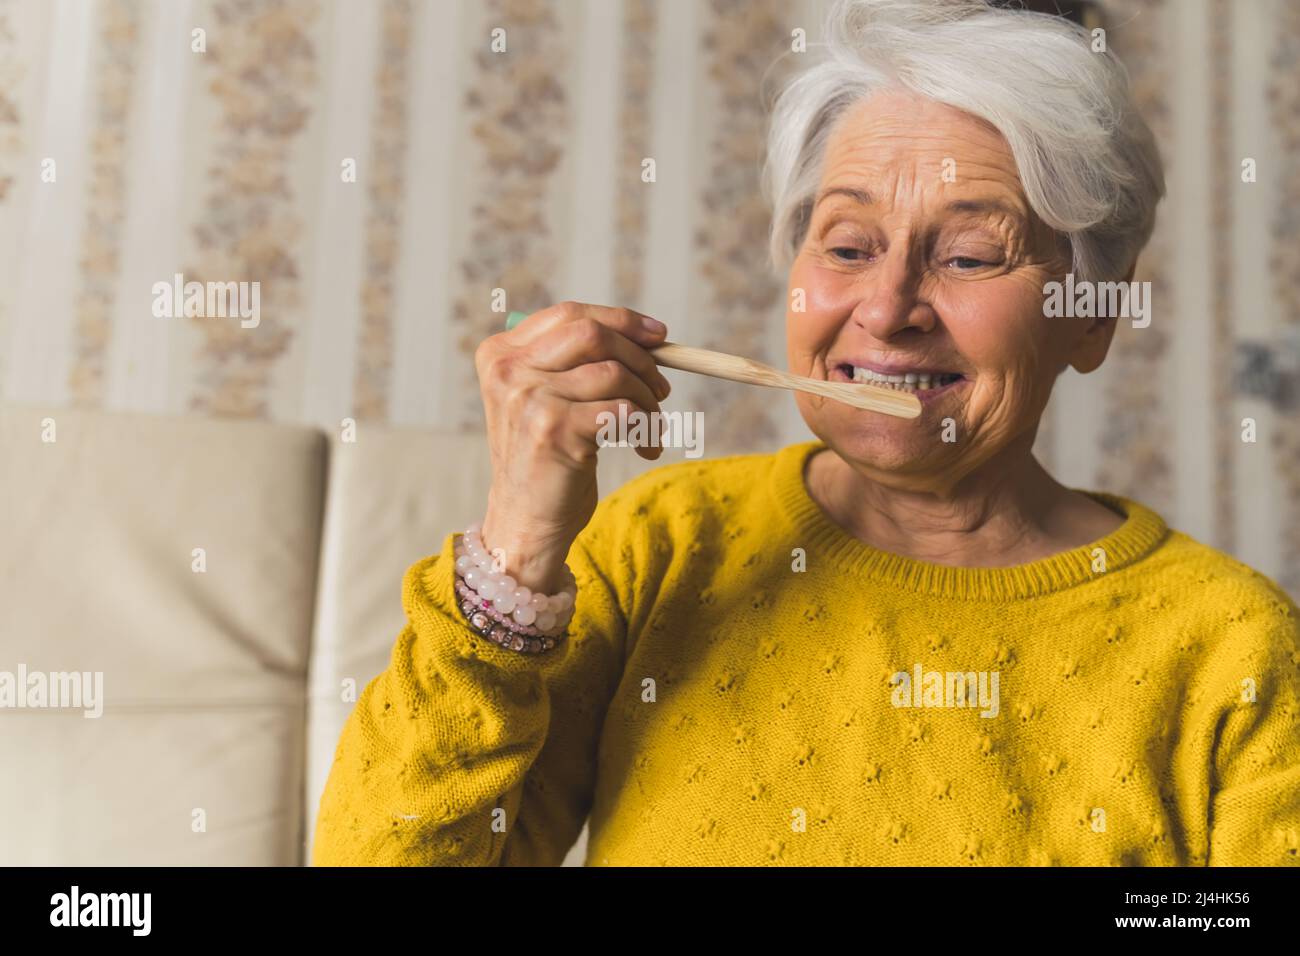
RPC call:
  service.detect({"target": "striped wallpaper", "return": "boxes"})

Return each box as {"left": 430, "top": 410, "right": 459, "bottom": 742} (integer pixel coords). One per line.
{"left": 0, "top": 0, "right": 1296, "bottom": 593}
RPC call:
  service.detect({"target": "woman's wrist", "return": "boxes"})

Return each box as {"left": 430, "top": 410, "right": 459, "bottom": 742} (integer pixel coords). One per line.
{"left": 451, "top": 526, "right": 576, "bottom": 654}
{"left": 452, "top": 518, "right": 577, "bottom": 653}
{"left": 478, "top": 513, "right": 573, "bottom": 593}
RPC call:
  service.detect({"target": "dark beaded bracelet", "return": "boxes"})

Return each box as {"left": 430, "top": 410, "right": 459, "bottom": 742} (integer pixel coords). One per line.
{"left": 456, "top": 590, "right": 564, "bottom": 655}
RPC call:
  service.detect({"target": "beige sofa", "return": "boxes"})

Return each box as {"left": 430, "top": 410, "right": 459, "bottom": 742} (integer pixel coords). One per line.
{"left": 0, "top": 402, "right": 659, "bottom": 865}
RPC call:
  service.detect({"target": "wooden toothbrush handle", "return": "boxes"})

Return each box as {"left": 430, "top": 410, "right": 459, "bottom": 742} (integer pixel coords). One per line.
{"left": 649, "top": 341, "right": 920, "bottom": 419}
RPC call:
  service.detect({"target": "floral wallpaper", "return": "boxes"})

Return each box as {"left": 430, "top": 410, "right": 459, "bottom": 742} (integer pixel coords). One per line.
{"left": 1268, "top": 0, "right": 1300, "bottom": 593}
{"left": 352, "top": 0, "right": 413, "bottom": 422}
{"left": 187, "top": 0, "right": 319, "bottom": 418}
{"left": 688, "top": 0, "right": 789, "bottom": 454}
{"left": 0, "top": 0, "right": 1296, "bottom": 592}
{"left": 451, "top": 0, "right": 568, "bottom": 430}
{"left": 1209, "top": 0, "right": 1236, "bottom": 555}
{"left": 1093, "top": 0, "right": 1174, "bottom": 518}
{"left": 612, "top": 0, "right": 655, "bottom": 308}
{"left": 69, "top": 0, "right": 140, "bottom": 407}
{"left": 0, "top": 0, "right": 17, "bottom": 210}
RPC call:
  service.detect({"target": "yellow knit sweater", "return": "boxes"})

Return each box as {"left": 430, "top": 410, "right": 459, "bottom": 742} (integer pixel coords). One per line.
{"left": 313, "top": 439, "right": 1300, "bottom": 866}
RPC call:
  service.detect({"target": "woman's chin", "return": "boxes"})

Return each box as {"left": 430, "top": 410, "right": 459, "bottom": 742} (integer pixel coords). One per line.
{"left": 817, "top": 428, "right": 944, "bottom": 476}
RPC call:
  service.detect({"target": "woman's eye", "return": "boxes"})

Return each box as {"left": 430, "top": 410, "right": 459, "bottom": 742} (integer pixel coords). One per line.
{"left": 830, "top": 247, "right": 868, "bottom": 261}
{"left": 947, "top": 256, "right": 987, "bottom": 270}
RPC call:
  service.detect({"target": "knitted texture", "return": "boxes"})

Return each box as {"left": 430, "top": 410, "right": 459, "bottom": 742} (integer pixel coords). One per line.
{"left": 312, "top": 439, "right": 1300, "bottom": 866}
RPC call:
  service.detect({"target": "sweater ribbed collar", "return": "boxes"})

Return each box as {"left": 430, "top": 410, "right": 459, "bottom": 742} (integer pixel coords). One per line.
{"left": 769, "top": 439, "right": 1170, "bottom": 601}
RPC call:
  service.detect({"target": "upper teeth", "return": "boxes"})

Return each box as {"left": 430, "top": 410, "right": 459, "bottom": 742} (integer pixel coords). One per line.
{"left": 851, "top": 366, "right": 953, "bottom": 390}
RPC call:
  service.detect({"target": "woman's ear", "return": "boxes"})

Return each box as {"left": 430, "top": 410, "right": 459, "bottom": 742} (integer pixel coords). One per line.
{"left": 1067, "top": 316, "right": 1119, "bottom": 375}
{"left": 1065, "top": 259, "right": 1136, "bottom": 375}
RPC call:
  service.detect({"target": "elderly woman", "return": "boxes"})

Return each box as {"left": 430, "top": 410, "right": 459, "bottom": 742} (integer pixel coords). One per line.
{"left": 314, "top": 0, "right": 1299, "bottom": 867}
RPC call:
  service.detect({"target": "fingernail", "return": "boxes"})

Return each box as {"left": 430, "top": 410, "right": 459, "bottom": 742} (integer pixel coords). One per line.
{"left": 642, "top": 316, "right": 666, "bottom": 334}
{"left": 657, "top": 377, "right": 672, "bottom": 400}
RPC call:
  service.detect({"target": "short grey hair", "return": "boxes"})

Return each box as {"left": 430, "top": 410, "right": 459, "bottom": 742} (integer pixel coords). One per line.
{"left": 761, "top": 0, "right": 1166, "bottom": 284}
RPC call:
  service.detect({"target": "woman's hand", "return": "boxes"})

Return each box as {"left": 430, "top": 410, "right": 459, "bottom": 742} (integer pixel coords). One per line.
{"left": 474, "top": 302, "right": 672, "bottom": 592}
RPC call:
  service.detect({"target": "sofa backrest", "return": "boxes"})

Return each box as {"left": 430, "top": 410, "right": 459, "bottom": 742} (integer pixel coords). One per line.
{"left": 0, "top": 403, "right": 327, "bottom": 865}
{"left": 0, "top": 402, "right": 658, "bottom": 865}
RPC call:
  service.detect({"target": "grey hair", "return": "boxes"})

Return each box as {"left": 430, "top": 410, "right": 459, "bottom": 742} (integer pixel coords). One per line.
{"left": 761, "top": 0, "right": 1165, "bottom": 284}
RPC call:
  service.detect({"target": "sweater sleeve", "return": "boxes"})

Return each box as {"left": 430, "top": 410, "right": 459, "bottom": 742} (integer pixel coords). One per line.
{"left": 311, "top": 511, "right": 629, "bottom": 866}
{"left": 1205, "top": 590, "right": 1300, "bottom": 866}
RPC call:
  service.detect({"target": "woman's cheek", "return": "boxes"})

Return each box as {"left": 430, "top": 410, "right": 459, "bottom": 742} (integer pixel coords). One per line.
{"left": 968, "top": 361, "right": 1043, "bottom": 447}
{"left": 945, "top": 288, "right": 1040, "bottom": 376}
{"left": 795, "top": 263, "right": 858, "bottom": 317}
{"left": 997, "top": 315, "right": 1058, "bottom": 409}
{"left": 787, "top": 267, "right": 845, "bottom": 355}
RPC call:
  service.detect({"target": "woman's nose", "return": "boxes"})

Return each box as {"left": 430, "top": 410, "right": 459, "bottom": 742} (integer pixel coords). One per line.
{"left": 850, "top": 246, "right": 935, "bottom": 338}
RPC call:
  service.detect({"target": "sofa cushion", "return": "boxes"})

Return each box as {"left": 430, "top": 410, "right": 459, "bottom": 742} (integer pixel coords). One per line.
{"left": 0, "top": 404, "right": 326, "bottom": 865}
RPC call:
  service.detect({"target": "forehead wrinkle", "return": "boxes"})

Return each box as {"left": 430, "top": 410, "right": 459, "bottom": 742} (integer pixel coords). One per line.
{"left": 814, "top": 183, "right": 1029, "bottom": 240}
{"left": 818, "top": 145, "right": 1027, "bottom": 204}
{"left": 819, "top": 102, "right": 1030, "bottom": 215}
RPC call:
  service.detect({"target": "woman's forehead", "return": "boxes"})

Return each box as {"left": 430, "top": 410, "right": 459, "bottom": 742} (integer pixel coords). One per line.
{"left": 825, "top": 92, "right": 1018, "bottom": 174}
{"left": 819, "top": 94, "right": 1029, "bottom": 212}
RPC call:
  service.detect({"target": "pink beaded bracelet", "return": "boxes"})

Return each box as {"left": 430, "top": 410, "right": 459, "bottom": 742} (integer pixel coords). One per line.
{"left": 454, "top": 577, "right": 550, "bottom": 639}
{"left": 453, "top": 550, "right": 572, "bottom": 654}
{"left": 452, "top": 523, "right": 576, "bottom": 654}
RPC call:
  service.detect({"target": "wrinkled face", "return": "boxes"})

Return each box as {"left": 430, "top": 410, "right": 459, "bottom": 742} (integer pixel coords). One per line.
{"left": 786, "top": 89, "right": 1089, "bottom": 489}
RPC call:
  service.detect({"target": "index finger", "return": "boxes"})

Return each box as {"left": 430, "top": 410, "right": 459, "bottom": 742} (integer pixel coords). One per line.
{"left": 505, "top": 302, "right": 667, "bottom": 348}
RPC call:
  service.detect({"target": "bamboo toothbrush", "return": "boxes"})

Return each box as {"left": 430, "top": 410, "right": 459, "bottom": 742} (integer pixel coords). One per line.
{"left": 649, "top": 341, "right": 921, "bottom": 419}
{"left": 502, "top": 312, "right": 921, "bottom": 419}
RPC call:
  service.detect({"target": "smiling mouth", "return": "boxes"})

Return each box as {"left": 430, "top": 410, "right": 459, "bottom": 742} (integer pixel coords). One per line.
{"left": 833, "top": 363, "right": 967, "bottom": 396}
